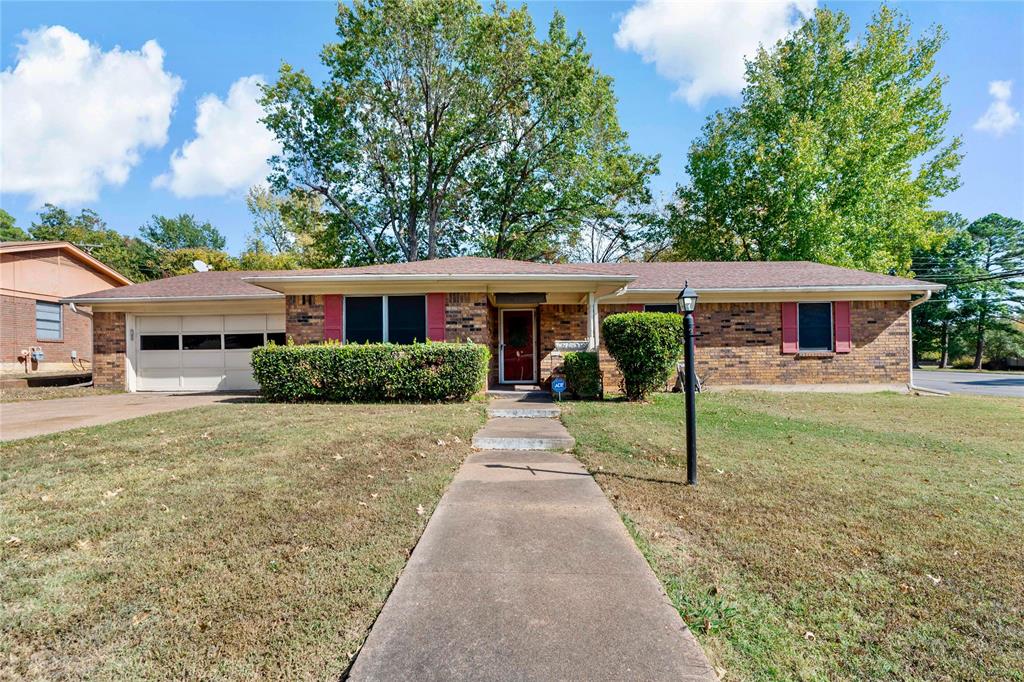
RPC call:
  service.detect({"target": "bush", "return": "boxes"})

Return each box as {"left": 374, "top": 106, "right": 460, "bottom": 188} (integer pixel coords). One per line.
{"left": 602, "top": 312, "right": 683, "bottom": 401}
{"left": 563, "top": 351, "right": 602, "bottom": 399}
{"left": 251, "top": 341, "right": 489, "bottom": 403}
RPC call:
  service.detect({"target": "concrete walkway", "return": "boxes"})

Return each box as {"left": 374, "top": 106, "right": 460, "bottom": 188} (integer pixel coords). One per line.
{"left": 348, "top": 393, "right": 717, "bottom": 681}
{"left": 0, "top": 392, "right": 252, "bottom": 441}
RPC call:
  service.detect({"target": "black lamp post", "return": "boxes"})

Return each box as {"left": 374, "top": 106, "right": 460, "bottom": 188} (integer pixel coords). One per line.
{"left": 676, "top": 282, "right": 699, "bottom": 486}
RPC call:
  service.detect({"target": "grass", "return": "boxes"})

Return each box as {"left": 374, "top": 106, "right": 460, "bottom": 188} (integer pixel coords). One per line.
{"left": 0, "top": 401, "right": 485, "bottom": 680}
{"left": 562, "top": 391, "right": 1024, "bottom": 681}
{"left": 0, "top": 385, "right": 121, "bottom": 402}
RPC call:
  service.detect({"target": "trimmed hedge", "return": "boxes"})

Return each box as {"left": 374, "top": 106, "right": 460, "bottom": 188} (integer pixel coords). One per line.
{"left": 563, "top": 351, "right": 602, "bottom": 399}
{"left": 251, "top": 341, "right": 490, "bottom": 403}
{"left": 602, "top": 312, "right": 683, "bottom": 401}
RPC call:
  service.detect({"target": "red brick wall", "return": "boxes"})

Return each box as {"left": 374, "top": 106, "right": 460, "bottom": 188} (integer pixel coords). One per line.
{"left": 693, "top": 300, "right": 910, "bottom": 386}
{"left": 92, "top": 311, "right": 126, "bottom": 389}
{"left": 444, "top": 293, "right": 495, "bottom": 383}
{"left": 1, "top": 294, "right": 94, "bottom": 370}
{"left": 285, "top": 295, "right": 325, "bottom": 344}
{"left": 535, "top": 299, "right": 910, "bottom": 391}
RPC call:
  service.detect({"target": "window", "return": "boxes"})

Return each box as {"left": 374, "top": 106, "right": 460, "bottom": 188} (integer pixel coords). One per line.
{"left": 798, "top": 302, "right": 833, "bottom": 352}
{"left": 387, "top": 296, "right": 426, "bottom": 344}
{"left": 345, "top": 296, "right": 384, "bottom": 343}
{"left": 182, "top": 334, "right": 222, "bottom": 350}
{"left": 344, "top": 295, "right": 426, "bottom": 344}
{"left": 36, "top": 301, "right": 62, "bottom": 341}
{"left": 225, "top": 333, "right": 264, "bottom": 349}
{"left": 266, "top": 332, "right": 286, "bottom": 345}
{"left": 140, "top": 335, "right": 180, "bottom": 351}
{"left": 644, "top": 304, "right": 678, "bottom": 314}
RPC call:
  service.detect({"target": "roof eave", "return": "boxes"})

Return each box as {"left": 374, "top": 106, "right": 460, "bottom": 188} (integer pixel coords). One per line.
{"left": 63, "top": 293, "right": 284, "bottom": 304}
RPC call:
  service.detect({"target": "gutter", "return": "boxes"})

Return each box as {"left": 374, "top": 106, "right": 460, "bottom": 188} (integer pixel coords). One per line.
{"left": 626, "top": 284, "right": 945, "bottom": 295}
{"left": 62, "top": 293, "right": 284, "bottom": 304}
{"left": 905, "top": 290, "right": 949, "bottom": 396}
{"left": 242, "top": 273, "right": 637, "bottom": 284}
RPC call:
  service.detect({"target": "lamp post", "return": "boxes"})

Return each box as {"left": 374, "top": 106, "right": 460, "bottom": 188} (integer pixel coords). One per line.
{"left": 676, "top": 282, "right": 699, "bottom": 486}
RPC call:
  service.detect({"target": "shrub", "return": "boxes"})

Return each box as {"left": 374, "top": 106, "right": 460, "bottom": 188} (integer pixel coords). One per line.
{"left": 563, "top": 351, "right": 602, "bottom": 399}
{"left": 251, "top": 341, "right": 489, "bottom": 403}
{"left": 602, "top": 312, "right": 683, "bottom": 401}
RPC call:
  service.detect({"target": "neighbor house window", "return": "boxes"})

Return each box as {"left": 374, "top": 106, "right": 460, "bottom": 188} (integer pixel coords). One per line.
{"left": 643, "top": 304, "right": 678, "bottom": 314}
{"left": 798, "top": 302, "right": 833, "bottom": 352}
{"left": 345, "top": 295, "right": 426, "bottom": 344}
{"left": 35, "top": 301, "right": 62, "bottom": 341}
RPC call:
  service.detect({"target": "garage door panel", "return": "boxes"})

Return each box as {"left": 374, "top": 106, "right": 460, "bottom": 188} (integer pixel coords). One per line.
{"left": 181, "top": 316, "right": 224, "bottom": 332}
{"left": 181, "top": 352, "right": 225, "bottom": 369}
{"left": 138, "top": 316, "right": 180, "bottom": 333}
{"left": 267, "top": 314, "right": 285, "bottom": 331}
{"left": 181, "top": 368, "right": 227, "bottom": 391}
{"left": 225, "top": 315, "right": 267, "bottom": 331}
{"left": 224, "top": 350, "right": 254, "bottom": 370}
{"left": 225, "top": 369, "right": 258, "bottom": 390}
{"left": 138, "top": 350, "right": 181, "bottom": 369}
{"left": 137, "top": 368, "right": 182, "bottom": 391}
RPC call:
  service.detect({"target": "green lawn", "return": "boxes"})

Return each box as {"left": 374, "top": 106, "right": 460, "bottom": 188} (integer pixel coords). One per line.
{"left": 562, "top": 391, "right": 1023, "bottom": 681}
{"left": 1, "top": 401, "right": 485, "bottom": 680}
{"left": 0, "top": 385, "right": 120, "bottom": 402}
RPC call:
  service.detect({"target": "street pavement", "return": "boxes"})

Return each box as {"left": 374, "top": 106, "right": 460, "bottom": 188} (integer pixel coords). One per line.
{"left": 912, "top": 369, "right": 1024, "bottom": 398}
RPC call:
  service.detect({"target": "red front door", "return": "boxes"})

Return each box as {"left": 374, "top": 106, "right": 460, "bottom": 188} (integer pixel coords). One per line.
{"left": 501, "top": 309, "right": 535, "bottom": 383}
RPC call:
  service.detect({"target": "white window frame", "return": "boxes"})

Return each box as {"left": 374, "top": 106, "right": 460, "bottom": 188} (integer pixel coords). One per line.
{"left": 796, "top": 301, "right": 834, "bottom": 352}
{"left": 35, "top": 300, "right": 63, "bottom": 341}
{"left": 343, "top": 294, "right": 428, "bottom": 344}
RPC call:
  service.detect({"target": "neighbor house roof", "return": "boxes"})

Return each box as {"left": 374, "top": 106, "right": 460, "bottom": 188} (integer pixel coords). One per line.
{"left": 65, "top": 256, "right": 943, "bottom": 303}
{"left": 1, "top": 240, "right": 133, "bottom": 285}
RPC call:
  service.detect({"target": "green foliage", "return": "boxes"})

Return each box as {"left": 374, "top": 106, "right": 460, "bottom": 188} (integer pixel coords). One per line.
{"left": 238, "top": 242, "right": 301, "bottom": 270}
{"left": 563, "top": 351, "right": 602, "bottom": 398}
{"left": 251, "top": 342, "right": 490, "bottom": 403}
{"left": 158, "top": 248, "right": 240, "bottom": 277}
{"left": 29, "top": 204, "right": 159, "bottom": 281}
{"left": 601, "top": 312, "right": 683, "bottom": 401}
{"left": 140, "top": 213, "right": 226, "bottom": 250}
{"left": 1, "top": 209, "right": 29, "bottom": 241}
{"left": 913, "top": 212, "right": 1023, "bottom": 368}
{"left": 261, "top": 0, "right": 658, "bottom": 264}
{"left": 668, "top": 6, "right": 961, "bottom": 273}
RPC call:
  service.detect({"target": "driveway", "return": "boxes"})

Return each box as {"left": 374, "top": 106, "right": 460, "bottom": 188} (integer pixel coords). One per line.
{"left": 913, "top": 369, "right": 1024, "bottom": 398}
{"left": 0, "top": 392, "right": 254, "bottom": 441}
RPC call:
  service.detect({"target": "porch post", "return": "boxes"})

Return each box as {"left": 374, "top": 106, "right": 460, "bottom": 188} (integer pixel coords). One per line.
{"left": 587, "top": 292, "right": 599, "bottom": 350}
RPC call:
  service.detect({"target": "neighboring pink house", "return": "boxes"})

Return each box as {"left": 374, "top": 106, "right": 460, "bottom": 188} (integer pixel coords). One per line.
{"left": 1, "top": 241, "right": 132, "bottom": 374}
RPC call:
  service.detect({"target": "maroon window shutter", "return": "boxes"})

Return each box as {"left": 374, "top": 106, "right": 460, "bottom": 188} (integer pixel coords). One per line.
{"left": 834, "top": 301, "right": 852, "bottom": 353}
{"left": 781, "top": 302, "right": 798, "bottom": 354}
{"left": 427, "top": 293, "right": 446, "bottom": 341}
{"left": 627, "top": 304, "right": 644, "bottom": 312}
{"left": 324, "top": 294, "right": 343, "bottom": 341}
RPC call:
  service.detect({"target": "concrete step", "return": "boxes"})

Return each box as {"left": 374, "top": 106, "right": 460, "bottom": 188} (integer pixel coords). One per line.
{"left": 472, "top": 417, "right": 576, "bottom": 451}
{"left": 487, "top": 397, "right": 560, "bottom": 419}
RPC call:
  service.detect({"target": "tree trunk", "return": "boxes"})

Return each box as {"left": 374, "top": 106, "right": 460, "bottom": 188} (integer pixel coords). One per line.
{"left": 973, "top": 309, "right": 986, "bottom": 369}
{"left": 939, "top": 319, "right": 949, "bottom": 368}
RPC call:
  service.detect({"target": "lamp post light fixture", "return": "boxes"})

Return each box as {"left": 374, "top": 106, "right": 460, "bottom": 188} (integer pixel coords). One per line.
{"left": 676, "top": 282, "right": 699, "bottom": 486}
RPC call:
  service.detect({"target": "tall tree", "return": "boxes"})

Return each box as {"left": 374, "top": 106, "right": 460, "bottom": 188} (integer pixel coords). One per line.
{"left": 261, "top": 0, "right": 656, "bottom": 264}
{"left": 1, "top": 209, "right": 30, "bottom": 241}
{"left": 668, "top": 6, "right": 961, "bottom": 273}
{"left": 960, "top": 214, "right": 1024, "bottom": 368}
{"left": 29, "top": 205, "right": 158, "bottom": 281}
{"left": 140, "top": 213, "right": 226, "bottom": 251}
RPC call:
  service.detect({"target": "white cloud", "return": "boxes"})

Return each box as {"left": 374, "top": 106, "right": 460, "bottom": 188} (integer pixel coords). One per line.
{"left": 973, "top": 80, "right": 1020, "bottom": 137}
{"left": 615, "top": 0, "right": 816, "bottom": 107}
{"left": 0, "top": 26, "right": 182, "bottom": 205}
{"left": 154, "top": 75, "right": 280, "bottom": 197}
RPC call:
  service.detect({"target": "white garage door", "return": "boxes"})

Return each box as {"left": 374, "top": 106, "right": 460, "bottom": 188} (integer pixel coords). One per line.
{"left": 136, "top": 314, "right": 286, "bottom": 391}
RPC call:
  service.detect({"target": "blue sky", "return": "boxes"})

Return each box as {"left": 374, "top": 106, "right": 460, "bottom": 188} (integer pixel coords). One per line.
{"left": 2, "top": 1, "right": 1022, "bottom": 255}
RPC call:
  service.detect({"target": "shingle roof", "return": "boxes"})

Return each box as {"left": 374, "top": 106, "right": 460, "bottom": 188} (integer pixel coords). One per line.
{"left": 66, "top": 256, "right": 942, "bottom": 302}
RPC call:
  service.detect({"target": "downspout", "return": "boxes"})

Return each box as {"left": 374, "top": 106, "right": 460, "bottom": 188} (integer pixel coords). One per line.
{"left": 906, "top": 290, "right": 948, "bottom": 395}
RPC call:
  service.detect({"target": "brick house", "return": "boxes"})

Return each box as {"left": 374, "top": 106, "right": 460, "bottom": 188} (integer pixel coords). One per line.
{"left": 1, "top": 241, "right": 132, "bottom": 374}
{"left": 65, "top": 257, "right": 942, "bottom": 392}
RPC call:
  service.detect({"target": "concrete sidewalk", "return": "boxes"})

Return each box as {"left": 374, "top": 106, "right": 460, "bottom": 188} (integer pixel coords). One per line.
{"left": 348, "top": 395, "right": 716, "bottom": 681}
{"left": 0, "top": 392, "right": 252, "bottom": 441}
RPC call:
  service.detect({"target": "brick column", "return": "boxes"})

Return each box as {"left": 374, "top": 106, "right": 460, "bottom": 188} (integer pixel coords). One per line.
{"left": 286, "top": 295, "right": 325, "bottom": 344}
{"left": 92, "top": 311, "right": 126, "bottom": 389}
